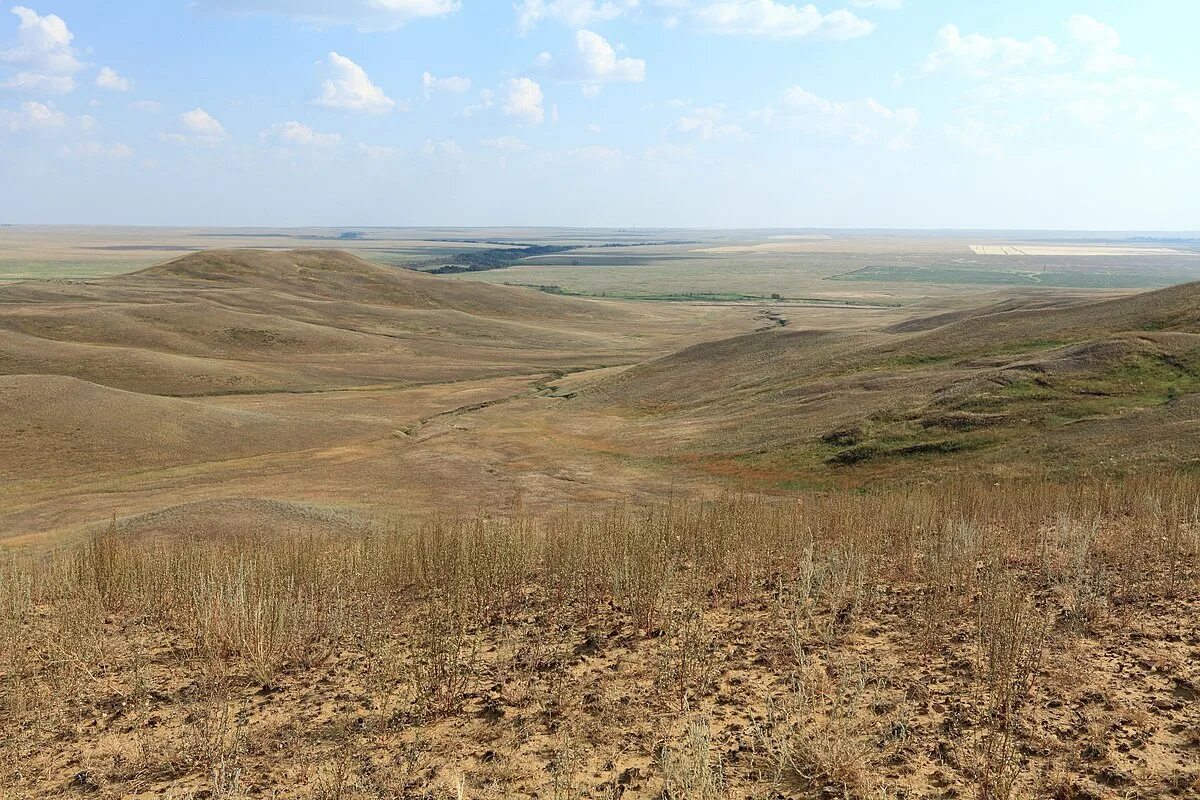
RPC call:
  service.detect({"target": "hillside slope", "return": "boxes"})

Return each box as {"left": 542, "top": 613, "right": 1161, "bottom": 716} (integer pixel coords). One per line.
{"left": 0, "top": 374, "right": 354, "bottom": 477}
{"left": 572, "top": 281, "right": 1200, "bottom": 478}
{"left": 0, "top": 249, "right": 747, "bottom": 395}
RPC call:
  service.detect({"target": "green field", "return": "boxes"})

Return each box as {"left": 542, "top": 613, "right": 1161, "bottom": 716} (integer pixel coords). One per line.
{"left": 828, "top": 265, "right": 1200, "bottom": 289}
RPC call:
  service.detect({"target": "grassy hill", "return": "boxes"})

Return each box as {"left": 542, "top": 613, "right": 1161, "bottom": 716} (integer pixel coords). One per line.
{"left": 572, "top": 282, "right": 1200, "bottom": 479}
{"left": 0, "top": 249, "right": 745, "bottom": 396}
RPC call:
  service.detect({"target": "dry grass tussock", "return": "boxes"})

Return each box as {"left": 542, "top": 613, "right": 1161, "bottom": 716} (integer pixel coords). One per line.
{"left": 2, "top": 476, "right": 1199, "bottom": 798}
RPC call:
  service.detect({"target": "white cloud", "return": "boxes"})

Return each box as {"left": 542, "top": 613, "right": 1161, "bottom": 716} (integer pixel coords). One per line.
{"left": 357, "top": 142, "right": 401, "bottom": 159}
{"left": 961, "top": 73, "right": 1176, "bottom": 144}
{"left": 0, "top": 71, "right": 74, "bottom": 93}
{"left": 421, "top": 137, "right": 462, "bottom": 157}
{"left": 422, "top": 71, "right": 471, "bottom": 98}
{"left": 193, "top": 0, "right": 461, "bottom": 31}
{"left": 920, "top": 23, "right": 1057, "bottom": 78}
{"left": 695, "top": 1, "right": 874, "bottom": 40}
{"left": 848, "top": 0, "right": 901, "bottom": 7}
{"left": 0, "top": 99, "right": 65, "bottom": 131}
{"left": 919, "top": 17, "right": 1187, "bottom": 151}
{"left": 515, "top": 0, "right": 634, "bottom": 34}
{"left": 164, "top": 107, "right": 227, "bottom": 144}
{"left": 568, "top": 144, "right": 621, "bottom": 161}
{"left": 95, "top": 66, "right": 131, "bottom": 91}
{"left": 461, "top": 88, "right": 495, "bottom": 118}
{"left": 0, "top": 6, "right": 82, "bottom": 75}
{"left": 59, "top": 141, "right": 134, "bottom": 159}
{"left": 502, "top": 77, "right": 545, "bottom": 124}
{"left": 1066, "top": 15, "right": 1135, "bottom": 74}
{"left": 1, "top": 6, "right": 83, "bottom": 94}
{"left": 264, "top": 120, "right": 341, "bottom": 146}
{"left": 181, "top": 108, "right": 225, "bottom": 136}
{"left": 675, "top": 104, "right": 747, "bottom": 140}
{"left": 128, "top": 100, "right": 163, "bottom": 113}
{"left": 757, "top": 86, "right": 918, "bottom": 145}
{"left": 314, "top": 52, "right": 395, "bottom": 113}
{"left": 572, "top": 30, "right": 645, "bottom": 96}
{"left": 482, "top": 135, "right": 530, "bottom": 151}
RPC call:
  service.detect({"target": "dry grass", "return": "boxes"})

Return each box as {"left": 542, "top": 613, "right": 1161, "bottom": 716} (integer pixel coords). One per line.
{"left": 2, "top": 476, "right": 1199, "bottom": 797}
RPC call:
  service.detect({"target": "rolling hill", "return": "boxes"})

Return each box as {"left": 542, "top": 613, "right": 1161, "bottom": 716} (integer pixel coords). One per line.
{"left": 0, "top": 249, "right": 747, "bottom": 395}
{"left": 570, "top": 281, "right": 1200, "bottom": 478}
{"left": 0, "top": 374, "right": 353, "bottom": 478}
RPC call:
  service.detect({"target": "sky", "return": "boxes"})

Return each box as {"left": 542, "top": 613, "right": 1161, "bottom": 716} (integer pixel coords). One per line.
{"left": 0, "top": 0, "right": 1197, "bottom": 229}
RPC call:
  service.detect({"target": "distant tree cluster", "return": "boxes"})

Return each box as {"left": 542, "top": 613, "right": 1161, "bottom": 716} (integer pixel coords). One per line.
{"left": 428, "top": 245, "right": 576, "bottom": 274}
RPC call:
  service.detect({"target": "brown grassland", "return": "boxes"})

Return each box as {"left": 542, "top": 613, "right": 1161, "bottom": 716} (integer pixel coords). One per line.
{"left": 3, "top": 480, "right": 1198, "bottom": 798}
{"left": 2, "top": 238, "right": 1200, "bottom": 798}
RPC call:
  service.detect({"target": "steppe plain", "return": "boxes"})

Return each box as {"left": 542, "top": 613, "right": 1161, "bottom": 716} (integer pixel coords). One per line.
{"left": 2, "top": 226, "right": 1200, "bottom": 799}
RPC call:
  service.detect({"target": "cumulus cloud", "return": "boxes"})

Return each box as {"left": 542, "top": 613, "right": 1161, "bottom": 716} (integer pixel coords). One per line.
{"left": 848, "top": 0, "right": 901, "bottom": 6}
{"left": 694, "top": 1, "right": 874, "bottom": 40}
{"left": 1, "top": 71, "right": 74, "bottom": 93}
{"left": 314, "top": 52, "right": 395, "bottom": 113}
{"left": 163, "top": 107, "right": 227, "bottom": 144}
{"left": 95, "top": 66, "right": 131, "bottom": 91}
{"left": 1, "top": 6, "right": 82, "bottom": 74}
{"left": 502, "top": 77, "right": 545, "bottom": 124}
{"left": 182, "top": 108, "right": 225, "bottom": 136}
{"left": 0, "top": 99, "right": 65, "bottom": 131}
{"left": 571, "top": 30, "right": 645, "bottom": 96}
{"left": 422, "top": 71, "right": 471, "bottom": 98}
{"left": 0, "top": 6, "right": 83, "bottom": 93}
{"left": 192, "top": 0, "right": 460, "bottom": 31}
{"left": 1066, "top": 15, "right": 1135, "bottom": 74}
{"left": 264, "top": 120, "right": 341, "bottom": 146}
{"left": 920, "top": 23, "right": 1057, "bottom": 78}
{"left": 921, "top": 17, "right": 1178, "bottom": 152}
{"left": 515, "top": 0, "right": 635, "bottom": 34}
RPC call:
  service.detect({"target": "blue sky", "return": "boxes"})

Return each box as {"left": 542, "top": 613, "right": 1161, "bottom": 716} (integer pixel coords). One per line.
{"left": 1, "top": 1, "right": 1197, "bottom": 229}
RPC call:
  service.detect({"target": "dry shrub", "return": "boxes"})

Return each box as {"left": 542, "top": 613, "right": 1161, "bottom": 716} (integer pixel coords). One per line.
{"left": 754, "top": 659, "right": 886, "bottom": 799}
{"left": 605, "top": 508, "right": 672, "bottom": 631}
{"left": 410, "top": 599, "right": 482, "bottom": 718}
{"left": 655, "top": 605, "right": 723, "bottom": 710}
{"left": 916, "top": 521, "right": 981, "bottom": 648}
{"left": 1040, "top": 514, "right": 1110, "bottom": 630}
{"left": 971, "top": 570, "right": 1051, "bottom": 800}
{"left": 661, "top": 718, "right": 725, "bottom": 800}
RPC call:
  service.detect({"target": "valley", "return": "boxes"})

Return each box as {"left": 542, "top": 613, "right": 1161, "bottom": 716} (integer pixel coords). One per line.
{"left": 2, "top": 229, "right": 1199, "bottom": 799}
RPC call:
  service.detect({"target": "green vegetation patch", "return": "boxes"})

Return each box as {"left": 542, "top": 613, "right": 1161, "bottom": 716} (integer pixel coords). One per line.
{"left": 519, "top": 284, "right": 785, "bottom": 302}
{"left": 955, "top": 350, "right": 1200, "bottom": 422}
{"left": 828, "top": 266, "right": 1188, "bottom": 289}
{"left": 426, "top": 245, "right": 577, "bottom": 274}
